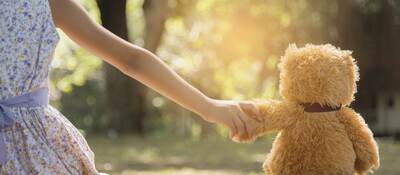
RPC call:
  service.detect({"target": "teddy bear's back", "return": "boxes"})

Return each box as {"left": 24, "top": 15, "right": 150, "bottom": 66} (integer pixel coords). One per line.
{"left": 265, "top": 112, "right": 356, "bottom": 175}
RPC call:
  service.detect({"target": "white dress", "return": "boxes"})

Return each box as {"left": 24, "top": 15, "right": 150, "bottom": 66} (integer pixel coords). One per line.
{"left": 0, "top": 0, "right": 104, "bottom": 174}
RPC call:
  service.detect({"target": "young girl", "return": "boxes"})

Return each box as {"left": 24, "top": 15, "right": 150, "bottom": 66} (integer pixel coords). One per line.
{"left": 0, "top": 0, "right": 259, "bottom": 174}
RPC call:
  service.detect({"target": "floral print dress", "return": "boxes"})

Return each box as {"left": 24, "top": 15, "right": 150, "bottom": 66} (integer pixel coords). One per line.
{"left": 0, "top": 0, "right": 104, "bottom": 174}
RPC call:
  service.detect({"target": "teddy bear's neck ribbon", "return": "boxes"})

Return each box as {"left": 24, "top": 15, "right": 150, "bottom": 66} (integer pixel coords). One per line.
{"left": 300, "top": 103, "right": 342, "bottom": 113}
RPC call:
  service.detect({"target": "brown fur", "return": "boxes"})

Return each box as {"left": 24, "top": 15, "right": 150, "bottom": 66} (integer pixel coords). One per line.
{"left": 247, "top": 44, "right": 379, "bottom": 175}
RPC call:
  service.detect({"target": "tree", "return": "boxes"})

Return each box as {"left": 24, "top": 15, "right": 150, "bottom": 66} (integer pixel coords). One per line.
{"left": 97, "top": 0, "right": 169, "bottom": 134}
{"left": 97, "top": 0, "right": 146, "bottom": 134}
{"left": 333, "top": 0, "right": 400, "bottom": 123}
{"left": 143, "top": 0, "right": 169, "bottom": 52}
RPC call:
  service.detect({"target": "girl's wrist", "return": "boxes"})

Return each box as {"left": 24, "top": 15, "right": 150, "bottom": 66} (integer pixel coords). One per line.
{"left": 197, "top": 96, "right": 215, "bottom": 120}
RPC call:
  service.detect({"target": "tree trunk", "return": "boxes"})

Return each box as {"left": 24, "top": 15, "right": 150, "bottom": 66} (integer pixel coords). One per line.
{"left": 142, "top": 0, "right": 169, "bottom": 52}
{"left": 334, "top": 0, "right": 400, "bottom": 123}
{"left": 97, "top": 0, "right": 147, "bottom": 134}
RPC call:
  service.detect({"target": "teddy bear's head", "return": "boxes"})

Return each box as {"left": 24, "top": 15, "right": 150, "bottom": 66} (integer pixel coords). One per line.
{"left": 278, "top": 44, "right": 359, "bottom": 107}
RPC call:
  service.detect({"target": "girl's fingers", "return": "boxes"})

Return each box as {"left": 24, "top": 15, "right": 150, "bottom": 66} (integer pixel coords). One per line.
{"left": 238, "top": 105, "right": 259, "bottom": 142}
{"left": 231, "top": 114, "right": 245, "bottom": 142}
{"left": 229, "top": 118, "right": 238, "bottom": 139}
{"left": 240, "top": 101, "right": 262, "bottom": 122}
{"left": 230, "top": 118, "right": 240, "bottom": 142}
{"left": 235, "top": 110, "right": 251, "bottom": 141}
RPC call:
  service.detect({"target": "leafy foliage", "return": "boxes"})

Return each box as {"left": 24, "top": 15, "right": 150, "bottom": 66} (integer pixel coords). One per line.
{"left": 52, "top": 0, "right": 398, "bottom": 136}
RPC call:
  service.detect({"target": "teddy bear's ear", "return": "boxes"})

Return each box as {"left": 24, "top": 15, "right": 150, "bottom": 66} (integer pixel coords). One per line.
{"left": 284, "top": 44, "right": 298, "bottom": 56}
{"left": 344, "top": 50, "right": 360, "bottom": 83}
{"left": 279, "top": 44, "right": 298, "bottom": 70}
{"left": 342, "top": 50, "right": 353, "bottom": 59}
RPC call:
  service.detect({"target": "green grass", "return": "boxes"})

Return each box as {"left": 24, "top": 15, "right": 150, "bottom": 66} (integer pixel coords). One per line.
{"left": 87, "top": 135, "right": 400, "bottom": 175}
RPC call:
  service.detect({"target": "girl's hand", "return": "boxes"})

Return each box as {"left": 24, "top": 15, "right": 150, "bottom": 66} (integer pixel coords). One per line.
{"left": 239, "top": 101, "right": 263, "bottom": 123}
{"left": 201, "top": 99, "right": 261, "bottom": 142}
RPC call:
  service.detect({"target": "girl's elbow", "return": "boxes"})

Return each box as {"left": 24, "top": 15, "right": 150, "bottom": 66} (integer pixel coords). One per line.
{"left": 116, "top": 51, "right": 144, "bottom": 76}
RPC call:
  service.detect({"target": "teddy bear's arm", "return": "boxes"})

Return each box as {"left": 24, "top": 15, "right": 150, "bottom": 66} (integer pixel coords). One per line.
{"left": 338, "top": 107, "right": 380, "bottom": 175}
{"left": 252, "top": 100, "right": 292, "bottom": 136}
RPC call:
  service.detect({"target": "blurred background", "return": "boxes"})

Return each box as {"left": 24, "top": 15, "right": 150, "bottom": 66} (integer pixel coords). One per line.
{"left": 50, "top": 0, "right": 400, "bottom": 174}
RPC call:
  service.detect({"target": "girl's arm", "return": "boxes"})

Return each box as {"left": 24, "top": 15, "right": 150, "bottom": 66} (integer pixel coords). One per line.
{"left": 49, "top": 0, "right": 259, "bottom": 141}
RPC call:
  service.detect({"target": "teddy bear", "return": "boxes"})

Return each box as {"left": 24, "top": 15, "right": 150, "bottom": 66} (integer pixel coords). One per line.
{"left": 240, "top": 44, "right": 379, "bottom": 175}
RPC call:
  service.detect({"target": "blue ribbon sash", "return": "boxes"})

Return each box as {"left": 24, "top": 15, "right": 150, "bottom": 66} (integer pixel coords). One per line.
{"left": 0, "top": 87, "right": 49, "bottom": 165}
